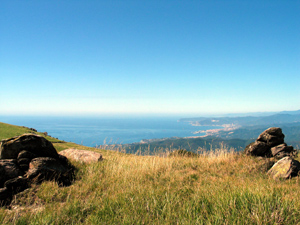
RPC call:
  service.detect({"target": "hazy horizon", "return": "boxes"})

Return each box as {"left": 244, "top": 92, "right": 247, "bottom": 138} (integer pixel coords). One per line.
{"left": 1, "top": 109, "right": 299, "bottom": 119}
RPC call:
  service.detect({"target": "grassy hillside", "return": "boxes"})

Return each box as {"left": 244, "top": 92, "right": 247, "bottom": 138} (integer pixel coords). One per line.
{"left": 0, "top": 122, "right": 109, "bottom": 156}
{"left": 0, "top": 122, "right": 64, "bottom": 144}
{"left": 1, "top": 122, "right": 300, "bottom": 224}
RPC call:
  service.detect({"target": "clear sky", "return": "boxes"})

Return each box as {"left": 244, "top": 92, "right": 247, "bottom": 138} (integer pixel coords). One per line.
{"left": 1, "top": 0, "right": 299, "bottom": 116}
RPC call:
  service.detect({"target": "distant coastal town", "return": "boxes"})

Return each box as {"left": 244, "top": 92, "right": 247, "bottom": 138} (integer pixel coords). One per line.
{"left": 192, "top": 124, "right": 240, "bottom": 137}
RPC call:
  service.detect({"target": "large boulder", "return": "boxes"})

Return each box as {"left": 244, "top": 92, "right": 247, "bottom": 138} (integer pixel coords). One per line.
{"left": 244, "top": 141, "right": 271, "bottom": 157}
{"left": 59, "top": 149, "right": 103, "bottom": 163}
{"left": 4, "top": 176, "right": 28, "bottom": 195}
{"left": 257, "top": 127, "right": 285, "bottom": 147}
{"left": 0, "top": 161, "right": 27, "bottom": 205}
{"left": 17, "top": 150, "right": 37, "bottom": 172}
{"left": 0, "top": 134, "right": 58, "bottom": 160}
{"left": 0, "top": 134, "right": 76, "bottom": 205}
{"left": 0, "top": 176, "right": 29, "bottom": 206}
{"left": 26, "top": 156, "right": 75, "bottom": 186}
{"left": 244, "top": 127, "right": 292, "bottom": 158}
{"left": 0, "top": 160, "right": 23, "bottom": 187}
{"left": 0, "top": 188, "right": 10, "bottom": 205}
{"left": 271, "top": 144, "right": 295, "bottom": 159}
{"left": 267, "top": 156, "right": 300, "bottom": 179}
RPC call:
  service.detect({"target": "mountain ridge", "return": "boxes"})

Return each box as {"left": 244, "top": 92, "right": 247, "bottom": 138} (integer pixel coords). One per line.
{"left": 179, "top": 110, "right": 300, "bottom": 127}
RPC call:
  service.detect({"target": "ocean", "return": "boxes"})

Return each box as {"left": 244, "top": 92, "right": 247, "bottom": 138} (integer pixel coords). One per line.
{"left": 0, "top": 116, "right": 219, "bottom": 147}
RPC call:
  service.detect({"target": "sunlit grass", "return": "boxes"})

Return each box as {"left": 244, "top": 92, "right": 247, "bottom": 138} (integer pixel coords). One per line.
{"left": 1, "top": 147, "right": 300, "bottom": 224}
{"left": 2, "top": 122, "right": 300, "bottom": 224}
{"left": 0, "top": 122, "right": 63, "bottom": 144}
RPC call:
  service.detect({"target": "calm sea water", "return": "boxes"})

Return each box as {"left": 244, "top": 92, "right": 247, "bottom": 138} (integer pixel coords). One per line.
{"left": 0, "top": 116, "right": 218, "bottom": 147}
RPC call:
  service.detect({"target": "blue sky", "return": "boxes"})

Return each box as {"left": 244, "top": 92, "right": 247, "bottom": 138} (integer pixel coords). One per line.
{"left": 1, "top": 1, "right": 299, "bottom": 116}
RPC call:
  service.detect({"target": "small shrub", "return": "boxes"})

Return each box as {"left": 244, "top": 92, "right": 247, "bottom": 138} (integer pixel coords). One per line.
{"left": 168, "top": 149, "right": 199, "bottom": 157}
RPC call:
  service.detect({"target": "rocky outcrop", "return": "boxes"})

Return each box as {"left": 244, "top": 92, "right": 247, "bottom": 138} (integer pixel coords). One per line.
{"left": 244, "top": 141, "right": 271, "bottom": 157}
{"left": 17, "top": 150, "right": 37, "bottom": 172}
{"left": 59, "top": 149, "right": 103, "bottom": 163}
{"left": 0, "top": 134, "right": 75, "bottom": 206}
{"left": 267, "top": 156, "right": 300, "bottom": 179}
{"left": 0, "top": 160, "right": 23, "bottom": 187}
{"left": 257, "top": 127, "right": 285, "bottom": 147}
{"left": 26, "top": 156, "right": 74, "bottom": 186}
{"left": 4, "top": 176, "right": 29, "bottom": 195}
{"left": 0, "top": 134, "right": 58, "bottom": 159}
{"left": 244, "top": 127, "right": 300, "bottom": 180}
{"left": 244, "top": 127, "right": 296, "bottom": 159}
{"left": 271, "top": 144, "right": 294, "bottom": 159}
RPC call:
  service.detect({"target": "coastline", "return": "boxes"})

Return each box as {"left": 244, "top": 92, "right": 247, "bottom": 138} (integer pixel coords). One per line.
{"left": 137, "top": 124, "right": 241, "bottom": 143}
{"left": 185, "top": 124, "right": 240, "bottom": 138}
{"left": 1, "top": 116, "right": 216, "bottom": 146}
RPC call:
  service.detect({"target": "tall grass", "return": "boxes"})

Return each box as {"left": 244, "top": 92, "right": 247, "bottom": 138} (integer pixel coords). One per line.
{"left": 1, "top": 148, "right": 300, "bottom": 224}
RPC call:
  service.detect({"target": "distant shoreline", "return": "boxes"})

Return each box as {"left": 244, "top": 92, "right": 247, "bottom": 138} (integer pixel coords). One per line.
{"left": 137, "top": 124, "right": 240, "bottom": 144}
{"left": 185, "top": 124, "right": 240, "bottom": 138}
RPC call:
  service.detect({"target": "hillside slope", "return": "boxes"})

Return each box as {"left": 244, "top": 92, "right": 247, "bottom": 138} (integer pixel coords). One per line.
{"left": 0, "top": 122, "right": 64, "bottom": 144}
{"left": 0, "top": 122, "right": 109, "bottom": 156}
{"left": 1, "top": 122, "right": 300, "bottom": 224}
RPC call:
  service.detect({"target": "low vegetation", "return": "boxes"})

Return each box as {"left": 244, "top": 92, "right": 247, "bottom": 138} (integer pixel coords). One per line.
{"left": 100, "top": 137, "right": 248, "bottom": 155}
{"left": 1, "top": 122, "right": 300, "bottom": 224}
{"left": 0, "top": 122, "right": 63, "bottom": 144}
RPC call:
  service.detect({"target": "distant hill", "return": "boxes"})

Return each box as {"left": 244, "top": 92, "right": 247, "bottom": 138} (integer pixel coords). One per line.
{"left": 179, "top": 111, "right": 300, "bottom": 127}
{"left": 278, "top": 110, "right": 300, "bottom": 115}
{"left": 213, "top": 122, "right": 300, "bottom": 147}
{"left": 102, "top": 110, "right": 300, "bottom": 153}
{"left": 100, "top": 137, "right": 249, "bottom": 155}
{"left": 177, "top": 110, "right": 300, "bottom": 149}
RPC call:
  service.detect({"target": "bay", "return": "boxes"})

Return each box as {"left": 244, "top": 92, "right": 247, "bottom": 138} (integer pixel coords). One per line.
{"left": 0, "top": 116, "right": 220, "bottom": 147}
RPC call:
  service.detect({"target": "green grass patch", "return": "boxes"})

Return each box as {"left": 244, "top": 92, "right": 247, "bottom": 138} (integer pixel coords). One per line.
{"left": 0, "top": 122, "right": 63, "bottom": 144}
{"left": 0, "top": 122, "right": 35, "bottom": 141}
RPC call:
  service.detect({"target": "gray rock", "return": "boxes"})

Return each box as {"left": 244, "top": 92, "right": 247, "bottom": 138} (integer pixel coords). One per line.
{"left": 0, "top": 134, "right": 76, "bottom": 206}
{"left": 17, "top": 158, "right": 31, "bottom": 166}
{"left": 0, "top": 134, "right": 58, "bottom": 160}
{"left": 17, "top": 151, "right": 38, "bottom": 173}
{"left": 0, "top": 159, "right": 23, "bottom": 187}
{"left": 17, "top": 150, "right": 37, "bottom": 161}
{"left": 18, "top": 164, "right": 29, "bottom": 172}
{"left": 4, "top": 176, "right": 28, "bottom": 194}
{"left": 267, "top": 156, "right": 300, "bottom": 179}
{"left": 244, "top": 141, "right": 271, "bottom": 157}
{"left": 274, "top": 151, "right": 293, "bottom": 160}
{"left": 257, "top": 127, "right": 285, "bottom": 147}
{"left": 26, "top": 157, "right": 75, "bottom": 186}
{"left": 0, "top": 187, "right": 10, "bottom": 203}
{"left": 244, "top": 127, "right": 291, "bottom": 157}
{"left": 271, "top": 144, "right": 294, "bottom": 159}
{"left": 59, "top": 148, "right": 103, "bottom": 163}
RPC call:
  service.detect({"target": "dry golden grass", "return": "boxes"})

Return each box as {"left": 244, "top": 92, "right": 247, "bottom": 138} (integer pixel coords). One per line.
{"left": 2, "top": 122, "right": 300, "bottom": 224}
{"left": 1, "top": 147, "right": 300, "bottom": 224}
